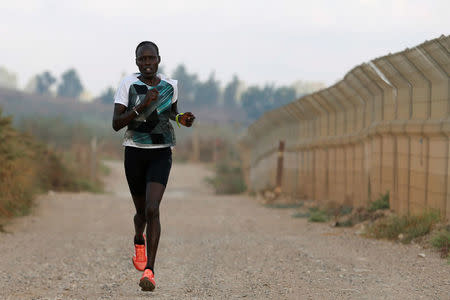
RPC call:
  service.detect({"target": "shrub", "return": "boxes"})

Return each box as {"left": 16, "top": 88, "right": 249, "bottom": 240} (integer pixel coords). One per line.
{"left": 368, "top": 192, "right": 390, "bottom": 212}
{"left": 366, "top": 210, "right": 440, "bottom": 243}
{"left": 308, "top": 207, "right": 330, "bottom": 223}
{"left": 431, "top": 227, "right": 450, "bottom": 258}
{"left": 265, "top": 202, "right": 303, "bottom": 209}
{"left": 0, "top": 108, "right": 103, "bottom": 220}
{"left": 206, "top": 160, "right": 246, "bottom": 194}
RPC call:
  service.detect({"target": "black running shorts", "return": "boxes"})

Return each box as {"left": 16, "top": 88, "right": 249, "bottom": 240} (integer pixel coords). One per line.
{"left": 124, "top": 146, "right": 172, "bottom": 195}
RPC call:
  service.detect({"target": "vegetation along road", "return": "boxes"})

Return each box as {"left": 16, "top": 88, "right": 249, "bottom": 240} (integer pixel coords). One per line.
{"left": 0, "top": 161, "right": 449, "bottom": 299}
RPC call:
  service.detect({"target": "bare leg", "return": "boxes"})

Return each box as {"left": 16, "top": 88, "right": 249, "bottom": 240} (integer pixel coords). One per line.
{"left": 144, "top": 182, "right": 166, "bottom": 272}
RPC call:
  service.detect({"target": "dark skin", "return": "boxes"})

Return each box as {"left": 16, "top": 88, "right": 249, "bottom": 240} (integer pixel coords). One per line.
{"left": 112, "top": 44, "right": 195, "bottom": 272}
{"left": 112, "top": 45, "right": 195, "bottom": 131}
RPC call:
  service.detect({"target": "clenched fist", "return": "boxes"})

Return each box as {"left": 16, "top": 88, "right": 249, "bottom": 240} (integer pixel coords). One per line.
{"left": 142, "top": 89, "right": 159, "bottom": 108}
{"left": 179, "top": 112, "right": 195, "bottom": 127}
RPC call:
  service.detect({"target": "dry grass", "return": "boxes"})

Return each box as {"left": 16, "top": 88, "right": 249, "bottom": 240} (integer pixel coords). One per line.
{"left": 366, "top": 210, "right": 441, "bottom": 243}
{"left": 0, "top": 108, "right": 103, "bottom": 220}
{"left": 431, "top": 226, "right": 450, "bottom": 259}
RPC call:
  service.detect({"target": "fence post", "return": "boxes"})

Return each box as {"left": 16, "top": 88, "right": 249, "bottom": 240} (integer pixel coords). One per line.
{"left": 192, "top": 125, "right": 200, "bottom": 162}
{"left": 275, "top": 140, "right": 285, "bottom": 194}
{"left": 90, "top": 136, "right": 97, "bottom": 180}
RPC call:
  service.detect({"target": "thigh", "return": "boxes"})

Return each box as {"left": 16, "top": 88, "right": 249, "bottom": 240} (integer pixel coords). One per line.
{"left": 124, "top": 146, "right": 148, "bottom": 197}
{"left": 145, "top": 147, "right": 172, "bottom": 187}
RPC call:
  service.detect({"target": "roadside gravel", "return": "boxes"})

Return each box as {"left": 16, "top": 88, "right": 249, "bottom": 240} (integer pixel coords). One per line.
{"left": 0, "top": 161, "right": 448, "bottom": 299}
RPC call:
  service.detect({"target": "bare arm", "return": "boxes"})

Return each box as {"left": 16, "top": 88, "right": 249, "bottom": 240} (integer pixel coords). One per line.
{"left": 112, "top": 103, "right": 137, "bottom": 131}
{"left": 112, "top": 89, "right": 159, "bottom": 131}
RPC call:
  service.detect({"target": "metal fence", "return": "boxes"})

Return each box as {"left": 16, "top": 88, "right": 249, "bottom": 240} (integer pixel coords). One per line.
{"left": 239, "top": 35, "right": 450, "bottom": 219}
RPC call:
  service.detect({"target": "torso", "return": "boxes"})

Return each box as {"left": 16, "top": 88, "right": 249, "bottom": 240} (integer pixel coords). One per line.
{"left": 116, "top": 73, "right": 178, "bottom": 149}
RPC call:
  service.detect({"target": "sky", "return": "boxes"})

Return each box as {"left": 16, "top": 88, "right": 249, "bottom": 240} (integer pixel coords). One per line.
{"left": 1, "top": 0, "right": 449, "bottom": 97}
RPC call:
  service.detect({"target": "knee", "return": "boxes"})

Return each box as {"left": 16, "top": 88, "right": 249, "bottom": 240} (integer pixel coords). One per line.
{"left": 145, "top": 204, "right": 159, "bottom": 220}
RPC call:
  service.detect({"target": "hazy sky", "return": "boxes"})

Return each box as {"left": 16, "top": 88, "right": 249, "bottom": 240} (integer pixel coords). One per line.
{"left": 1, "top": 0, "right": 449, "bottom": 96}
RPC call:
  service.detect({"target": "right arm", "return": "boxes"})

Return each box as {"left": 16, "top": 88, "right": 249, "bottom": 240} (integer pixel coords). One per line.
{"left": 112, "top": 89, "right": 159, "bottom": 131}
{"left": 112, "top": 103, "right": 138, "bottom": 132}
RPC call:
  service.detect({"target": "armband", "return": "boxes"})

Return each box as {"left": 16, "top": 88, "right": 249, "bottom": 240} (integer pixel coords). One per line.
{"left": 176, "top": 113, "right": 184, "bottom": 128}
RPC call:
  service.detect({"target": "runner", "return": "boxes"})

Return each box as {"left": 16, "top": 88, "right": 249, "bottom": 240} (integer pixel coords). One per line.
{"left": 112, "top": 41, "right": 195, "bottom": 291}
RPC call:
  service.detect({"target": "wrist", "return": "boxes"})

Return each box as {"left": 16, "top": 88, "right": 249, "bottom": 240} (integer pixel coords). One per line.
{"left": 134, "top": 104, "right": 144, "bottom": 114}
{"left": 176, "top": 113, "right": 184, "bottom": 128}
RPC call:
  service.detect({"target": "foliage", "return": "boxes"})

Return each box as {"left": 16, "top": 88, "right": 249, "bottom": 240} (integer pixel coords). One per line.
{"left": 35, "top": 71, "right": 56, "bottom": 95}
{"left": 169, "top": 64, "right": 304, "bottom": 122}
{"left": 366, "top": 210, "right": 441, "bottom": 243}
{"left": 57, "top": 68, "right": 84, "bottom": 98}
{"left": 241, "top": 84, "right": 297, "bottom": 121}
{"left": 97, "top": 87, "right": 115, "bottom": 104}
{"left": 431, "top": 226, "right": 450, "bottom": 258}
{"left": 223, "top": 75, "right": 240, "bottom": 108}
{"left": 291, "top": 206, "right": 331, "bottom": 222}
{"left": 0, "top": 107, "right": 104, "bottom": 220}
{"left": 205, "top": 141, "right": 246, "bottom": 195}
{"left": 368, "top": 192, "right": 390, "bottom": 212}
{"left": 308, "top": 207, "right": 330, "bottom": 222}
{"left": 172, "top": 64, "right": 198, "bottom": 104}
{"left": 206, "top": 160, "right": 246, "bottom": 194}
{"left": 194, "top": 72, "right": 220, "bottom": 106}
{"left": 292, "top": 211, "right": 310, "bottom": 218}
{"left": 273, "top": 86, "right": 297, "bottom": 109}
{"left": 265, "top": 202, "right": 303, "bottom": 209}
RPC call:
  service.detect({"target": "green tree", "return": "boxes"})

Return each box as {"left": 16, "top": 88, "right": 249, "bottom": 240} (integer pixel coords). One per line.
{"left": 57, "top": 69, "right": 84, "bottom": 99}
{"left": 35, "top": 71, "right": 56, "bottom": 95}
{"left": 242, "top": 85, "right": 279, "bottom": 121}
{"left": 172, "top": 64, "right": 198, "bottom": 103}
{"left": 241, "top": 86, "right": 269, "bottom": 121}
{"left": 272, "top": 86, "right": 296, "bottom": 109}
{"left": 97, "top": 87, "right": 115, "bottom": 104}
{"left": 241, "top": 85, "right": 296, "bottom": 121}
{"left": 223, "top": 75, "right": 240, "bottom": 108}
{"left": 194, "top": 72, "right": 220, "bottom": 106}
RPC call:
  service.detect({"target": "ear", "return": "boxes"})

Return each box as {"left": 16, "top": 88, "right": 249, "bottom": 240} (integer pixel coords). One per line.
{"left": 158, "top": 55, "right": 161, "bottom": 63}
{"left": 135, "top": 58, "right": 138, "bottom": 67}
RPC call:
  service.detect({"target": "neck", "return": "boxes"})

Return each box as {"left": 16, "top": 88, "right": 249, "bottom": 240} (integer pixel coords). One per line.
{"left": 139, "top": 74, "right": 159, "bottom": 86}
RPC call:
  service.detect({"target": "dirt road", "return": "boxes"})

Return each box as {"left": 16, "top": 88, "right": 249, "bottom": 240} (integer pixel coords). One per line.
{"left": 0, "top": 161, "right": 449, "bottom": 299}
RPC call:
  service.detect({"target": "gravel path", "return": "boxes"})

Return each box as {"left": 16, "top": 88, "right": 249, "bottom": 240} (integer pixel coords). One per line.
{"left": 0, "top": 161, "right": 449, "bottom": 299}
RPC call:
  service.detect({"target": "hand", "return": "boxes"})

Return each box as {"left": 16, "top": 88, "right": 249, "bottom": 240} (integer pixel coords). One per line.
{"left": 180, "top": 112, "right": 195, "bottom": 127}
{"left": 141, "top": 89, "right": 159, "bottom": 108}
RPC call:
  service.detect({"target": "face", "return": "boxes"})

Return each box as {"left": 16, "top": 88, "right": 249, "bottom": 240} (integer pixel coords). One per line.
{"left": 135, "top": 45, "right": 160, "bottom": 78}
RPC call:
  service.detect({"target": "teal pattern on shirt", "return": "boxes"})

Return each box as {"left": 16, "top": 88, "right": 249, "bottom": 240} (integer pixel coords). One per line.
{"left": 124, "top": 79, "right": 176, "bottom": 146}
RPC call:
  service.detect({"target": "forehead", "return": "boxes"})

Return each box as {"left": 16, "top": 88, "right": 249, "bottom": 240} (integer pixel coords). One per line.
{"left": 136, "top": 45, "right": 158, "bottom": 57}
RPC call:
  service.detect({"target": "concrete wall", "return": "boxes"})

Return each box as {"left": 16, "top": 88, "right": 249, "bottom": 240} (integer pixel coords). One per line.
{"left": 239, "top": 35, "right": 450, "bottom": 219}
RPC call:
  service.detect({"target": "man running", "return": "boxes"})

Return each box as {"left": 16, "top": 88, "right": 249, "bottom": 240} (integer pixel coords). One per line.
{"left": 112, "top": 41, "right": 195, "bottom": 291}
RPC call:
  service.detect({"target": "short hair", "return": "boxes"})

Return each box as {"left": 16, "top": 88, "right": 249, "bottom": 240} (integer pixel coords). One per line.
{"left": 135, "top": 41, "right": 159, "bottom": 57}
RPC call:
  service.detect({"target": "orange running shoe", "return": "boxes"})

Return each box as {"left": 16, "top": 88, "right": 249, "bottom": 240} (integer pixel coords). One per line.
{"left": 139, "top": 269, "right": 156, "bottom": 291}
{"left": 132, "top": 235, "right": 147, "bottom": 271}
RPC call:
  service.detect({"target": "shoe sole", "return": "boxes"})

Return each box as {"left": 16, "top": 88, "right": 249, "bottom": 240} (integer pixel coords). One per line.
{"left": 139, "top": 277, "right": 155, "bottom": 291}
